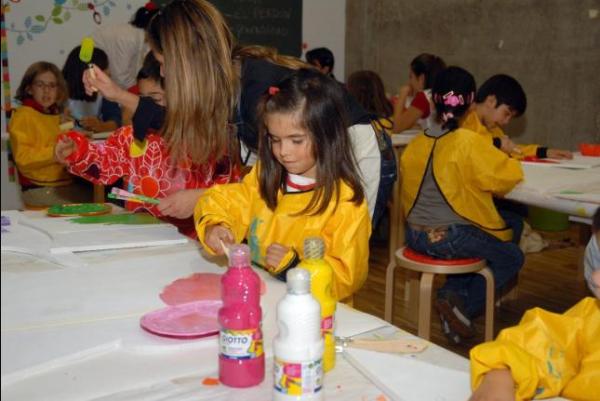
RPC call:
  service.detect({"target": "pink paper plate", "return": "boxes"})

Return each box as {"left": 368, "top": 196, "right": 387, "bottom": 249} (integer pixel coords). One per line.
{"left": 140, "top": 300, "right": 222, "bottom": 339}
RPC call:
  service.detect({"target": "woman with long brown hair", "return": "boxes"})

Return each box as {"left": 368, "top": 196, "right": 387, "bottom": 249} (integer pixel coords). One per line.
{"left": 82, "top": 0, "right": 382, "bottom": 222}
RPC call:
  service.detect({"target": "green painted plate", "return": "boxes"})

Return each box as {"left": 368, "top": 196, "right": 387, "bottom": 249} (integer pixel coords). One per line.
{"left": 47, "top": 203, "right": 112, "bottom": 217}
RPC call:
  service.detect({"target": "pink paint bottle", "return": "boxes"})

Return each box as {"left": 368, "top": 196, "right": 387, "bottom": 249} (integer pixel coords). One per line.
{"left": 218, "top": 244, "right": 264, "bottom": 387}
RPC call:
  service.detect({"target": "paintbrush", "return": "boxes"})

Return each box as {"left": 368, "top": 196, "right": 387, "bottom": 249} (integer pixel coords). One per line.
{"left": 107, "top": 193, "right": 146, "bottom": 204}
{"left": 111, "top": 188, "right": 160, "bottom": 205}
{"left": 219, "top": 239, "right": 230, "bottom": 259}
{"left": 79, "top": 37, "right": 97, "bottom": 92}
{"left": 335, "top": 336, "right": 428, "bottom": 354}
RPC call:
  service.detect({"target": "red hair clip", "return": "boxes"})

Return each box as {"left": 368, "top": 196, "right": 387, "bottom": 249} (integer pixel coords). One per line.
{"left": 145, "top": 1, "right": 157, "bottom": 11}
{"left": 268, "top": 86, "right": 280, "bottom": 96}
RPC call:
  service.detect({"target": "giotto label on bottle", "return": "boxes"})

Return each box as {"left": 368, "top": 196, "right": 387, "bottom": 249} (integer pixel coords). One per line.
{"left": 219, "top": 328, "right": 263, "bottom": 360}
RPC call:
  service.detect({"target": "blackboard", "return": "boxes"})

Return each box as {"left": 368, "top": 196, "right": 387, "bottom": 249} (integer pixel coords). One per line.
{"left": 152, "top": 0, "right": 303, "bottom": 57}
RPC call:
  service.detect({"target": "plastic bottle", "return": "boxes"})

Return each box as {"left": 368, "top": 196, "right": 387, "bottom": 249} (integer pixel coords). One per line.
{"left": 297, "top": 237, "right": 337, "bottom": 372}
{"left": 218, "top": 244, "right": 264, "bottom": 387}
{"left": 273, "top": 268, "right": 324, "bottom": 401}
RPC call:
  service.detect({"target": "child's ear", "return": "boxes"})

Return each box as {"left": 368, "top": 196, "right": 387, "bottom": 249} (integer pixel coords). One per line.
{"left": 485, "top": 95, "right": 498, "bottom": 108}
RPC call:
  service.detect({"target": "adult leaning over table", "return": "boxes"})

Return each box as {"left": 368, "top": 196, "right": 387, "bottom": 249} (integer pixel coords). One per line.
{"left": 59, "top": 0, "right": 239, "bottom": 238}
{"left": 82, "top": 0, "right": 382, "bottom": 222}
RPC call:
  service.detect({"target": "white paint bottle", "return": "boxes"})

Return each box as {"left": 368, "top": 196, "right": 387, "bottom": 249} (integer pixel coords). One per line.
{"left": 273, "top": 268, "right": 324, "bottom": 401}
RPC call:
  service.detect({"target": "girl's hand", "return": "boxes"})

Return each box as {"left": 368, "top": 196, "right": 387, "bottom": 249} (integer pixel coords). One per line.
{"left": 398, "top": 84, "right": 413, "bottom": 100}
{"left": 55, "top": 137, "right": 76, "bottom": 164}
{"left": 547, "top": 148, "right": 573, "bottom": 160}
{"left": 265, "top": 243, "right": 291, "bottom": 272}
{"left": 468, "top": 369, "right": 515, "bottom": 401}
{"left": 205, "top": 224, "right": 235, "bottom": 255}
{"left": 83, "top": 65, "right": 123, "bottom": 101}
{"left": 158, "top": 189, "right": 204, "bottom": 219}
{"left": 499, "top": 136, "right": 521, "bottom": 156}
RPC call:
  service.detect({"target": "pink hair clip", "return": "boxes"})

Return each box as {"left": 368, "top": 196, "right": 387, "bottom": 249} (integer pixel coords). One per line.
{"left": 268, "top": 86, "right": 280, "bottom": 96}
{"left": 442, "top": 91, "right": 464, "bottom": 107}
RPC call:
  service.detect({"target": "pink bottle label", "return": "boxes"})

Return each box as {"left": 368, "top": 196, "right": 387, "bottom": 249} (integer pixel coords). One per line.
{"left": 219, "top": 328, "right": 263, "bottom": 360}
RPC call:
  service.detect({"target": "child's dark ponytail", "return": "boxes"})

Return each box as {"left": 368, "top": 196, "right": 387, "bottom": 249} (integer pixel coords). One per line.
{"left": 432, "top": 66, "right": 476, "bottom": 131}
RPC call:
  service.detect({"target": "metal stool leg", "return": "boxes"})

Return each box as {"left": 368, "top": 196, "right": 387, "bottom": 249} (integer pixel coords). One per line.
{"left": 417, "top": 272, "right": 435, "bottom": 340}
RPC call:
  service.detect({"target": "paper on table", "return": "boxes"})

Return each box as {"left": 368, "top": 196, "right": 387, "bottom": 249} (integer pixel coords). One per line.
{"left": 552, "top": 188, "right": 600, "bottom": 204}
{"left": 521, "top": 154, "right": 600, "bottom": 169}
{"left": 514, "top": 164, "right": 600, "bottom": 194}
{"left": 344, "top": 347, "right": 471, "bottom": 401}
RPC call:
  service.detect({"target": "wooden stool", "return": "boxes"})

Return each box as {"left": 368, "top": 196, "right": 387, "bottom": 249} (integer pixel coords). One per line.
{"left": 385, "top": 246, "right": 495, "bottom": 341}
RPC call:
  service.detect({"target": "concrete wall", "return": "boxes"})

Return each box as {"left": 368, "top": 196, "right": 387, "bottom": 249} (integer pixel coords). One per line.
{"left": 346, "top": 0, "right": 600, "bottom": 149}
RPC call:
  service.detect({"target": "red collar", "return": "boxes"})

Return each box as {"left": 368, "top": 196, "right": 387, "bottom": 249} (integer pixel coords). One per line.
{"left": 22, "top": 98, "right": 59, "bottom": 115}
{"left": 286, "top": 175, "right": 316, "bottom": 191}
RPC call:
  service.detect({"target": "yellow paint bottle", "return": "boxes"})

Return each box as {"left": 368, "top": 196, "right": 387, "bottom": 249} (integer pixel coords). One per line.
{"left": 298, "top": 237, "right": 336, "bottom": 372}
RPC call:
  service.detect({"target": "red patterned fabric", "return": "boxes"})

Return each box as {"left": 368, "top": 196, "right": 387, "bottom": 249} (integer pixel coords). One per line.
{"left": 410, "top": 91, "right": 431, "bottom": 119}
{"left": 65, "top": 126, "right": 240, "bottom": 235}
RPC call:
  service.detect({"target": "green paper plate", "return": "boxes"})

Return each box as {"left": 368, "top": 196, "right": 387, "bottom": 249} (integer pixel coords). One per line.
{"left": 47, "top": 203, "right": 112, "bottom": 217}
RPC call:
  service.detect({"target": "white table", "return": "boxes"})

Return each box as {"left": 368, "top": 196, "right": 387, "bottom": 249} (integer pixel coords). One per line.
{"left": 506, "top": 159, "right": 600, "bottom": 218}
{"left": 1, "top": 211, "right": 564, "bottom": 401}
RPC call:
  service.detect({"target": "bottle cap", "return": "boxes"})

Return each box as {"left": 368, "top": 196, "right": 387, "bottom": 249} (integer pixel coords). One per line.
{"left": 286, "top": 268, "right": 311, "bottom": 295}
{"left": 228, "top": 244, "right": 251, "bottom": 268}
{"left": 303, "top": 237, "right": 325, "bottom": 259}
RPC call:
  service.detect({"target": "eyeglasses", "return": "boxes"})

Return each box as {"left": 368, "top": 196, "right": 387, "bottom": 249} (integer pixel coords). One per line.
{"left": 32, "top": 81, "right": 58, "bottom": 90}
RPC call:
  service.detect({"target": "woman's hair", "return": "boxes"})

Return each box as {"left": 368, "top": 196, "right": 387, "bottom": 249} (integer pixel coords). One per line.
{"left": 130, "top": 3, "right": 159, "bottom": 29}
{"left": 256, "top": 68, "right": 364, "bottom": 215}
{"left": 62, "top": 46, "right": 109, "bottom": 101}
{"left": 410, "top": 53, "right": 446, "bottom": 89}
{"left": 136, "top": 52, "right": 162, "bottom": 86}
{"left": 15, "top": 61, "right": 68, "bottom": 111}
{"left": 147, "top": 0, "right": 238, "bottom": 165}
{"left": 233, "top": 45, "right": 310, "bottom": 71}
{"left": 432, "top": 66, "right": 476, "bottom": 131}
{"left": 347, "top": 70, "right": 393, "bottom": 117}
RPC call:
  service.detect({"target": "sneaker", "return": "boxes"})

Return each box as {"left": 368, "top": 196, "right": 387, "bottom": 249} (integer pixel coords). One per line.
{"left": 439, "top": 313, "right": 462, "bottom": 344}
{"left": 435, "top": 292, "right": 476, "bottom": 339}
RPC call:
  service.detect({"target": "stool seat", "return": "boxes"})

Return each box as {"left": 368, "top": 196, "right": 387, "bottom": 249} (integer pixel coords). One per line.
{"left": 403, "top": 247, "right": 481, "bottom": 266}
{"left": 385, "top": 246, "right": 495, "bottom": 341}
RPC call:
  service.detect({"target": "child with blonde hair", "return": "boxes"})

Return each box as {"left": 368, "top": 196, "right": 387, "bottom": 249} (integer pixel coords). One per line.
{"left": 9, "top": 61, "right": 90, "bottom": 207}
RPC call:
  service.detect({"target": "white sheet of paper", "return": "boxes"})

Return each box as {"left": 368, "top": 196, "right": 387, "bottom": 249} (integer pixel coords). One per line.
{"left": 520, "top": 154, "right": 600, "bottom": 169}
{"left": 344, "top": 347, "right": 471, "bottom": 401}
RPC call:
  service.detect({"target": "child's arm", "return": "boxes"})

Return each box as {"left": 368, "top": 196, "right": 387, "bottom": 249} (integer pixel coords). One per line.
{"left": 470, "top": 299, "right": 596, "bottom": 401}
{"left": 468, "top": 134, "right": 524, "bottom": 196}
{"left": 55, "top": 127, "right": 133, "bottom": 185}
{"left": 392, "top": 87, "right": 425, "bottom": 133}
{"left": 469, "top": 369, "right": 515, "bottom": 401}
{"left": 321, "top": 198, "right": 371, "bottom": 302}
{"left": 194, "top": 167, "right": 258, "bottom": 254}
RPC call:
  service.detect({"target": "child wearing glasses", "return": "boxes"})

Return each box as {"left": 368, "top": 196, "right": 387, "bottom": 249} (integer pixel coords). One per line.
{"left": 9, "top": 61, "right": 91, "bottom": 208}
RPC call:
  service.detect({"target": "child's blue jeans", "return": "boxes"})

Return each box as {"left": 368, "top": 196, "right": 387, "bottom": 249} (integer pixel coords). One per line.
{"left": 406, "top": 224, "right": 524, "bottom": 318}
